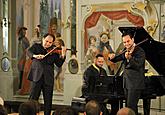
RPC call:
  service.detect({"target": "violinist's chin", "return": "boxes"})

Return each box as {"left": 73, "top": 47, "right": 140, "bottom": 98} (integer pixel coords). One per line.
{"left": 125, "top": 45, "right": 131, "bottom": 50}
{"left": 43, "top": 44, "right": 52, "bottom": 49}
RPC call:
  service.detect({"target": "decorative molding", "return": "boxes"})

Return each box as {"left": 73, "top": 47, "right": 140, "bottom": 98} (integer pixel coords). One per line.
{"left": 130, "top": 1, "right": 158, "bottom": 36}
{"left": 82, "top": 1, "right": 158, "bottom": 38}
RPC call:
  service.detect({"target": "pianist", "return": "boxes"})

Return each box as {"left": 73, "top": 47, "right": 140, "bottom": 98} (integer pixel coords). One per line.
{"left": 81, "top": 54, "right": 108, "bottom": 115}
{"left": 109, "top": 30, "right": 146, "bottom": 115}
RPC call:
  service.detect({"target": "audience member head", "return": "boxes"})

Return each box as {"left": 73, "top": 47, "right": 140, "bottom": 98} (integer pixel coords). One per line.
{"left": 0, "top": 105, "right": 7, "bottom": 115}
{"left": 18, "top": 100, "right": 40, "bottom": 115}
{"left": 94, "top": 54, "right": 104, "bottom": 68}
{"left": 84, "top": 100, "right": 102, "bottom": 115}
{"left": 116, "top": 107, "right": 135, "bottom": 115}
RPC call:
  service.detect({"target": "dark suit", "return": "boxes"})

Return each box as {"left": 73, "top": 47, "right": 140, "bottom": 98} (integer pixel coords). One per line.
{"left": 111, "top": 46, "right": 145, "bottom": 115}
{"left": 82, "top": 64, "right": 107, "bottom": 96}
{"left": 27, "top": 43, "right": 65, "bottom": 115}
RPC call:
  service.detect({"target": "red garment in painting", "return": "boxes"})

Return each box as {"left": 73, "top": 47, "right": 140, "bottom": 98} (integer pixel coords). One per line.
{"left": 18, "top": 59, "right": 32, "bottom": 95}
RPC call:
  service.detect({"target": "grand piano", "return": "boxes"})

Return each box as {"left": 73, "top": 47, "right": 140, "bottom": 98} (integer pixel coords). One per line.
{"left": 86, "top": 27, "right": 165, "bottom": 115}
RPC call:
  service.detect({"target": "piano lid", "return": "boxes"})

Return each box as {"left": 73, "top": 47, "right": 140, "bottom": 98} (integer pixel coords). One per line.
{"left": 118, "top": 27, "right": 165, "bottom": 76}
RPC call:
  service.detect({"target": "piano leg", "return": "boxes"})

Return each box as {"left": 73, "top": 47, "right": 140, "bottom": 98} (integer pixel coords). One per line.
{"left": 143, "top": 98, "right": 151, "bottom": 115}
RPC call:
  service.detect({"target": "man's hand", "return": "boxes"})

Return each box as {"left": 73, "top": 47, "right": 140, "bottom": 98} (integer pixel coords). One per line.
{"left": 125, "top": 51, "right": 132, "bottom": 60}
{"left": 33, "top": 54, "right": 45, "bottom": 59}
{"left": 108, "top": 53, "right": 115, "bottom": 60}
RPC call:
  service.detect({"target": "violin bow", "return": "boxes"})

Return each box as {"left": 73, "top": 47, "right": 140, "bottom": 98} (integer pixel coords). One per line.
{"left": 44, "top": 46, "right": 58, "bottom": 58}
{"left": 116, "top": 38, "right": 149, "bottom": 57}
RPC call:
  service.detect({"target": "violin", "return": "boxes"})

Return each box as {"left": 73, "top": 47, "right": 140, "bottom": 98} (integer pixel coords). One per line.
{"left": 45, "top": 47, "right": 63, "bottom": 57}
{"left": 45, "top": 46, "right": 71, "bottom": 57}
{"left": 125, "top": 43, "right": 135, "bottom": 60}
{"left": 46, "top": 47, "right": 62, "bottom": 55}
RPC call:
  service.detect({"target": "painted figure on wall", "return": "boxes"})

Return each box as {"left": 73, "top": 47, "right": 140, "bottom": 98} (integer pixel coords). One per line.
{"left": 17, "top": 27, "right": 30, "bottom": 89}
{"left": 30, "top": 25, "right": 42, "bottom": 46}
{"left": 54, "top": 38, "right": 66, "bottom": 92}
{"left": 48, "top": 17, "right": 61, "bottom": 38}
{"left": 85, "top": 35, "right": 99, "bottom": 67}
{"left": 18, "top": 26, "right": 41, "bottom": 95}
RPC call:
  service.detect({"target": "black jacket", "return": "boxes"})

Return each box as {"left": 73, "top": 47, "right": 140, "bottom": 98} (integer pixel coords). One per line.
{"left": 111, "top": 46, "right": 145, "bottom": 89}
{"left": 82, "top": 64, "right": 107, "bottom": 97}
{"left": 27, "top": 43, "right": 65, "bottom": 85}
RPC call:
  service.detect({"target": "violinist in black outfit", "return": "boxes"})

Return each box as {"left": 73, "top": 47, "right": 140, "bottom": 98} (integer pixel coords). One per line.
{"left": 109, "top": 31, "right": 145, "bottom": 115}
{"left": 27, "top": 33, "right": 66, "bottom": 115}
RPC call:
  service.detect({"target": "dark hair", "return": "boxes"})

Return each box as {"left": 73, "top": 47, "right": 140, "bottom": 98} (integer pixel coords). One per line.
{"left": 85, "top": 100, "right": 101, "bottom": 115}
{"left": 53, "top": 108, "right": 74, "bottom": 115}
{"left": 18, "top": 100, "right": 40, "bottom": 115}
{"left": 43, "top": 33, "right": 55, "bottom": 42}
{"left": 0, "top": 105, "right": 7, "bottom": 115}
{"left": 18, "top": 27, "right": 27, "bottom": 35}
{"left": 95, "top": 54, "right": 103, "bottom": 59}
{"left": 121, "top": 30, "right": 135, "bottom": 39}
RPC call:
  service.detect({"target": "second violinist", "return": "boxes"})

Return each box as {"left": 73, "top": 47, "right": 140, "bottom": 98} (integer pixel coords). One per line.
{"left": 108, "top": 31, "right": 145, "bottom": 115}
{"left": 27, "top": 33, "right": 66, "bottom": 115}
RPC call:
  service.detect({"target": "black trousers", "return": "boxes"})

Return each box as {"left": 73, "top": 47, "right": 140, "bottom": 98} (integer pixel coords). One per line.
{"left": 29, "top": 76, "right": 54, "bottom": 115}
{"left": 125, "top": 89, "right": 143, "bottom": 115}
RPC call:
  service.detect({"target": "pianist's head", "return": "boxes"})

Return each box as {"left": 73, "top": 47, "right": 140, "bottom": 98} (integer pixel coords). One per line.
{"left": 94, "top": 54, "right": 104, "bottom": 68}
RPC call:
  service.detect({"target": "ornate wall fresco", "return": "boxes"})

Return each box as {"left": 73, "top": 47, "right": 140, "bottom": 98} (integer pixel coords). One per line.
{"left": 80, "top": 0, "right": 159, "bottom": 74}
